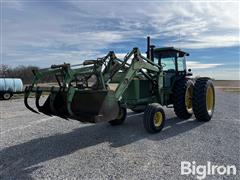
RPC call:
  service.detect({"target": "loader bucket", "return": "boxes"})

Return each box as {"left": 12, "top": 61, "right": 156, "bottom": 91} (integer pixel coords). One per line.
{"left": 28, "top": 88, "right": 121, "bottom": 123}
{"left": 48, "top": 90, "right": 69, "bottom": 118}
{"left": 68, "top": 90, "right": 120, "bottom": 123}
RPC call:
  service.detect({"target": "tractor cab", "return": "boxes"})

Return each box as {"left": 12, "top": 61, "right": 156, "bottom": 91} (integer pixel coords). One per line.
{"left": 146, "top": 37, "right": 190, "bottom": 76}
{"left": 146, "top": 37, "right": 192, "bottom": 101}
{"left": 153, "top": 47, "right": 189, "bottom": 75}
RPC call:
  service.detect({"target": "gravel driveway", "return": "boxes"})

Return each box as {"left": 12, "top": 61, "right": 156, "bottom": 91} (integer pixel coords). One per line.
{"left": 0, "top": 90, "right": 239, "bottom": 180}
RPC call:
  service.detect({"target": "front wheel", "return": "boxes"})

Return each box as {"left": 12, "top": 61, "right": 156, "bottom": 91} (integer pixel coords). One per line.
{"left": 143, "top": 103, "right": 166, "bottom": 133}
{"left": 193, "top": 78, "right": 215, "bottom": 121}
{"left": 109, "top": 107, "right": 127, "bottom": 126}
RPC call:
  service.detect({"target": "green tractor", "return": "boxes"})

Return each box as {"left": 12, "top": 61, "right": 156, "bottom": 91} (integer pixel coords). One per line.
{"left": 24, "top": 37, "right": 215, "bottom": 133}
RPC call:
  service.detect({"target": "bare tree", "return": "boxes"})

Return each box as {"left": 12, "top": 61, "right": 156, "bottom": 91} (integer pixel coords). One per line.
{"left": 0, "top": 64, "right": 40, "bottom": 84}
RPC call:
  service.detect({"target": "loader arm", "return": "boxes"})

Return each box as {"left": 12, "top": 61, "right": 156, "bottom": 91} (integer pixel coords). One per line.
{"left": 24, "top": 47, "right": 163, "bottom": 123}
{"left": 114, "top": 48, "right": 160, "bottom": 100}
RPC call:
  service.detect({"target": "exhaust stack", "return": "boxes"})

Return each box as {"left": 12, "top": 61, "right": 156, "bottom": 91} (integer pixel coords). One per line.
{"left": 146, "top": 36, "right": 151, "bottom": 59}
{"left": 146, "top": 36, "right": 155, "bottom": 62}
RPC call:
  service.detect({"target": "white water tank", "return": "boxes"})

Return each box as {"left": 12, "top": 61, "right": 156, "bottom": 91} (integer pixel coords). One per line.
{"left": 0, "top": 78, "right": 23, "bottom": 100}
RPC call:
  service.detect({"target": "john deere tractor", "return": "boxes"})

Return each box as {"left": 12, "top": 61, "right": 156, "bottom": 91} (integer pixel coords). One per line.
{"left": 24, "top": 36, "right": 215, "bottom": 133}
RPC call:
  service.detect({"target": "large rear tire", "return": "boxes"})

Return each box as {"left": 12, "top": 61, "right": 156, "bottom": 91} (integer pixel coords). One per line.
{"left": 143, "top": 103, "right": 165, "bottom": 133}
{"left": 109, "top": 107, "right": 127, "bottom": 126}
{"left": 173, "top": 79, "right": 194, "bottom": 119}
{"left": 193, "top": 78, "right": 215, "bottom": 121}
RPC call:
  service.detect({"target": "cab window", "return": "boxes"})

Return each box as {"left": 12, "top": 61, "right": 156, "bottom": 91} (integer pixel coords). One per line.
{"left": 161, "top": 56, "right": 176, "bottom": 71}
{"left": 177, "top": 56, "right": 186, "bottom": 71}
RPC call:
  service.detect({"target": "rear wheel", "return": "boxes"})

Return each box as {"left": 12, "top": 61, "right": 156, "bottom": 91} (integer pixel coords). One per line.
{"left": 109, "top": 107, "right": 127, "bottom": 126}
{"left": 193, "top": 78, "right": 215, "bottom": 121}
{"left": 143, "top": 103, "right": 165, "bottom": 133}
{"left": 3, "top": 92, "right": 12, "bottom": 100}
{"left": 173, "top": 79, "right": 194, "bottom": 119}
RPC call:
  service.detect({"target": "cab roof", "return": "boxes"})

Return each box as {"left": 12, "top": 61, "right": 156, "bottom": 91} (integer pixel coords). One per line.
{"left": 153, "top": 47, "right": 189, "bottom": 56}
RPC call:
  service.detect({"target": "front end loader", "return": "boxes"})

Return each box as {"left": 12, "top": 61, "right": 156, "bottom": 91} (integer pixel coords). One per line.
{"left": 24, "top": 37, "right": 215, "bottom": 133}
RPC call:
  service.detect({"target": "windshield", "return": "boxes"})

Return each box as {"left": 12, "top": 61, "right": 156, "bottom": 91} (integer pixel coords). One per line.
{"left": 153, "top": 52, "right": 187, "bottom": 72}
{"left": 161, "top": 57, "right": 176, "bottom": 71}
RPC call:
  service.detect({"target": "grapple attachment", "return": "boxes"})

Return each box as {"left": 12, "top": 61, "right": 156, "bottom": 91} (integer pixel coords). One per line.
{"left": 24, "top": 48, "right": 158, "bottom": 123}
{"left": 24, "top": 86, "right": 64, "bottom": 116}
{"left": 24, "top": 87, "right": 120, "bottom": 122}
{"left": 24, "top": 53, "right": 124, "bottom": 123}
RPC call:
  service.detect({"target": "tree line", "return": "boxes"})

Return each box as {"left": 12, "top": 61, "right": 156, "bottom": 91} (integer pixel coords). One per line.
{"left": 0, "top": 64, "right": 54, "bottom": 84}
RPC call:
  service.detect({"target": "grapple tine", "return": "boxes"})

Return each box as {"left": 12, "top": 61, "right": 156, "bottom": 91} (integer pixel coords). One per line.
{"left": 49, "top": 86, "right": 58, "bottom": 115}
{"left": 24, "top": 86, "right": 39, "bottom": 114}
{"left": 35, "top": 87, "right": 52, "bottom": 115}
{"left": 35, "top": 87, "right": 42, "bottom": 110}
{"left": 66, "top": 87, "right": 76, "bottom": 118}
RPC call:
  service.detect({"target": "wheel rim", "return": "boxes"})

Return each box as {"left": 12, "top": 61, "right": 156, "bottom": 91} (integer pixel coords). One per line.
{"left": 206, "top": 85, "right": 214, "bottom": 114}
{"left": 154, "top": 112, "right": 163, "bottom": 127}
{"left": 185, "top": 85, "right": 193, "bottom": 113}
{"left": 3, "top": 93, "right": 11, "bottom": 99}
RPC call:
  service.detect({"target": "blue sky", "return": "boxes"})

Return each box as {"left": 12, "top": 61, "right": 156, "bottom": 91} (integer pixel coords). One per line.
{"left": 1, "top": 0, "right": 239, "bottom": 80}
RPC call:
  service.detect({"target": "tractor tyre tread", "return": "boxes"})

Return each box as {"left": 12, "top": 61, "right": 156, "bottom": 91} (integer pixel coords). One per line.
{"left": 192, "top": 77, "right": 215, "bottom": 122}
{"left": 109, "top": 107, "right": 127, "bottom": 126}
{"left": 173, "top": 79, "right": 193, "bottom": 119}
{"left": 143, "top": 103, "right": 165, "bottom": 133}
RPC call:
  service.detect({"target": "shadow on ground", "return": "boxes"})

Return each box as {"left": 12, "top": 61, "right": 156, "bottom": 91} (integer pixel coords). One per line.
{"left": 0, "top": 113, "right": 204, "bottom": 179}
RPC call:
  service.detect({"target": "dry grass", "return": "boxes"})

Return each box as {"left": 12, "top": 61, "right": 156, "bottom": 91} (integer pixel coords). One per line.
{"left": 214, "top": 80, "right": 240, "bottom": 94}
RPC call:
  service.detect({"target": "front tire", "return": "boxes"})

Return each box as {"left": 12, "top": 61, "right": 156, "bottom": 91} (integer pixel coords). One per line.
{"left": 173, "top": 79, "right": 194, "bottom": 119}
{"left": 109, "top": 107, "right": 127, "bottom": 126}
{"left": 193, "top": 78, "right": 215, "bottom": 121}
{"left": 143, "top": 103, "right": 165, "bottom": 133}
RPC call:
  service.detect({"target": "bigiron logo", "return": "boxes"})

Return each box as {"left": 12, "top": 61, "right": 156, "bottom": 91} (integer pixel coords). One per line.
{"left": 181, "top": 161, "right": 237, "bottom": 180}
